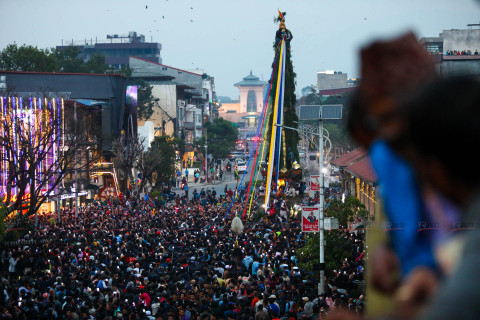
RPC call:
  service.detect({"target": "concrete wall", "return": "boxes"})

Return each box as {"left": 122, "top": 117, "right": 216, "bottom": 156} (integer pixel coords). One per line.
{"left": 137, "top": 84, "right": 177, "bottom": 136}
{"left": 317, "top": 72, "right": 348, "bottom": 90}
{"left": 437, "top": 58, "right": 480, "bottom": 77}
{"left": 441, "top": 29, "right": 480, "bottom": 53}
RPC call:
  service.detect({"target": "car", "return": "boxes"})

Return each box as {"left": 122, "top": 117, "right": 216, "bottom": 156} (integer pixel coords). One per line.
{"left": 236, "top": 161, "right": 247, "bottom": 173}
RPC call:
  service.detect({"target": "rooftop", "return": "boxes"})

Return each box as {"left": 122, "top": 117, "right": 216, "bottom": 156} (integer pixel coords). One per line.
{"left": 234, "top": 71, "right": 267, "bottom": 87}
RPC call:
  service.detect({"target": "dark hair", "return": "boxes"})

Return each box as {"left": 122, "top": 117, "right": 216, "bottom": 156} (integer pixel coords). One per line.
{"left": 401, "top": 75, "right": 480, "bottom": 187}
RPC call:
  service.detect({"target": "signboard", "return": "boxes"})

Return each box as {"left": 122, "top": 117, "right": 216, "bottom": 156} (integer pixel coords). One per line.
{"left": 60, "top": 191, "right": 88, "bottom": 200}
{"left": 310, "top": 175, "right": 321, "bottom": 191}
{"left": 302, "top": 206, "right": 320, "bottom": 232}
{"left": 324, "top": 217, "right": 339, "bottom": 231}
{"left": 348, "top": 216, "right": 364, "bottom": 232}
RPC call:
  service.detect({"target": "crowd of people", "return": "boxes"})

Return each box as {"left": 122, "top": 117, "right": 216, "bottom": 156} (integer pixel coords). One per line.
{"left": 0, "top": 186, "right": 365, "bottom": 320}
{"left": 444, "top": 49, "right": 478, "bottom": 55}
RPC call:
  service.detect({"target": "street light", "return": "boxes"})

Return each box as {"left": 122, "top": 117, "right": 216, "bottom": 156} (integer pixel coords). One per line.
{"left": 275, "top": 122, "right": 328, "bottom": 295}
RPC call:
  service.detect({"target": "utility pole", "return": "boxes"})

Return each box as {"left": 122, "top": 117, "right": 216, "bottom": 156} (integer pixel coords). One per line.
{"left": 318, "top": 118, "right": 325, "bottom": 295}
{"left": 205, "top": 127, "right": 208, "bottom": 183}
{"left": 74, "top": 101, "right": 78, "bottom": 219}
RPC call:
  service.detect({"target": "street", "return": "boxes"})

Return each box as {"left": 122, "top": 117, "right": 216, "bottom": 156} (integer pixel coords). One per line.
{"left": 175, "top": 158, "right": 257, "bottom": 200}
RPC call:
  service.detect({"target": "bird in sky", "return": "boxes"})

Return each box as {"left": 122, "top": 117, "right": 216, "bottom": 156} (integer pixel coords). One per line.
{"left": 146, "top": 5, "right": 148, "bottom": 9}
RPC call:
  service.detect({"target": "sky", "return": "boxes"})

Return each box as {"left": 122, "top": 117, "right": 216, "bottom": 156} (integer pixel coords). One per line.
{"left": 1, "top": 0, "right": 480, "bottom": 99}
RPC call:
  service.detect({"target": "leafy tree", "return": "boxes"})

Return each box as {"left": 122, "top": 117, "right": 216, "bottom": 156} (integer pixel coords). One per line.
{"left": 195, "top": 118, "right": 238, "bottom": 160}
{"left": 325, "top": 196, "right": 370, "bottom": 228}
{"left": 297, "top": 196, "right": 368, "bottom": 274}
{"left": 112, "top": 135, "right": 167, "bottom": 198}
{"left": 297, "top": 231, "right": 354, "bottom": 276}
{"left": 112, "top": 135, "right": 145, "bottom": 197}
{"left": 132, "top": 78, "right": 155, "bottom": 121}
{"left": 149, "top": 136, "right": 179, "bottom": 186}
{"left": 0, "top": 44, "right": 57, "bottom": 72}
{"left": 54, "top": 46, "right": 86, "bottom": 73}
{"left": 84, "top": 51, "right": 108, "bottom": 74}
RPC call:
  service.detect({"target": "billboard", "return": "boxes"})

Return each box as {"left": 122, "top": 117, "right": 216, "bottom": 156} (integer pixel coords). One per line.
{"left": 302, "top": 206, "right": 320, "bottom": 232}
{"left": 310, "top": 175, "right": 321, "bottom": 191}
{"left": 126, "top": 85, "right": 138, "bottom": 114}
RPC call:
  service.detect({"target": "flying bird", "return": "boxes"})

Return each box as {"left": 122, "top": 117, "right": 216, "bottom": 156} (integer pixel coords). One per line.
{"left": 146, "top": 5, "right": 148, "bottom": 9}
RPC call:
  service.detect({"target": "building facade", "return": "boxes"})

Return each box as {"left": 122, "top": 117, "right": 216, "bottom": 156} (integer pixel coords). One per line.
{"left": 218, "top": 71, "right": 267, "bottom": 139}
{"left": 57, "top": 31, "right": 162, "bottom": 69}
{"left": 332, "top": 149, "right": 377, "bottom": 219}
{"left": 421, "top": 25, "right": 480, "bottom": 77}
{"left": 129, "top": 56, "right": 217, "bottom": 164}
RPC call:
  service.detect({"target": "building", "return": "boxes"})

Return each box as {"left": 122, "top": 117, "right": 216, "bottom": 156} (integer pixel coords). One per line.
{"left": 316, "top": 70, "right": 357, "bottom": 96}
{"left": 0, "top": 71, "right": 131, "bottom": 207}
{"left": 128, "top": 56, "right": 216, "bottom": 163}
{"left": 421, "top": 24, "right": 480, "bottom": 77}
{"left": 332, "top": 148, "right": 377, "bottom": 219}
{"left": 218, "top": 72, "right": 266, "bottom": 139}
{"left": 57, "top": 31, "right": 162, "bottom": 70}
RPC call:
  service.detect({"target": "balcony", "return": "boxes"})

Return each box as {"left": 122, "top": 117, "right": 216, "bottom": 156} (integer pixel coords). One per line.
{"left": 183, "top": 121, "right": 195, "bottom": 130}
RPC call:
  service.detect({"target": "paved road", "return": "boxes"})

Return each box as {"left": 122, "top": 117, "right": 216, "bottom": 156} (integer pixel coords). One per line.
{"left": 175, "top": 159, "right": 257, "bottom": 199}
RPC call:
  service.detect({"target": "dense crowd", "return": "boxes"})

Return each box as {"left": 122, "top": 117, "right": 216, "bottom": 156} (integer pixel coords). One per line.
{"left": 444, "top": 49, "right": 478, "bottom": 55}
{"left": 0, "top": 187, "right": 365, "bottom": 320}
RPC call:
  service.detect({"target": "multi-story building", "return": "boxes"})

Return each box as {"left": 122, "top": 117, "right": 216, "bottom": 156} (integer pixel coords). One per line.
{"left": 316, "top": 70, "right": 357, "bottom": 96}
{"left": 218, "top": 71, "right": 267, "bottom": 139}
{"left": 0, "top": 71, "right": 130, "bottom": 210}
{"left": 128, "top": 56, "right": 216, "bottom": 163}
{"left": 57, "top": 31, "right": 162, "bottom": 70}
{"left": 421, "top": 24, "right": 480, "bottom": 77}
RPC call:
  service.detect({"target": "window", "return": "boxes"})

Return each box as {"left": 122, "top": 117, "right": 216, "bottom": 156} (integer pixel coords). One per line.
{"left": 247, "top": 90, "right": 256, "bottom": 112}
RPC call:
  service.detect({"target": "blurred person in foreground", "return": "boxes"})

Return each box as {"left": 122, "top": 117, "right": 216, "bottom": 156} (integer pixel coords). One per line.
{"left": 329, "top": 75, "right": 480, "bottom": 319}
{"left": 339, "top": 31, "right": 467, "bottom": 319}
{"left": 391, "top": 75, "right": 480, "bottom": 319}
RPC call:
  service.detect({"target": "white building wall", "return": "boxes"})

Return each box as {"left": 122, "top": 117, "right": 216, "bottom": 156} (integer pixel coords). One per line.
{"left": 137, "top": 121, "right": 155, "bottom": 150}
{"left": 150, "top": 84, "right": 177, "bottom": 136}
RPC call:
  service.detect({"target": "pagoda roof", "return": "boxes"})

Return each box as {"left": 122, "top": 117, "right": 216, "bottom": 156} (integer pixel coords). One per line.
{"left": 234, "top": 71, "right": 267, "bottom": 87}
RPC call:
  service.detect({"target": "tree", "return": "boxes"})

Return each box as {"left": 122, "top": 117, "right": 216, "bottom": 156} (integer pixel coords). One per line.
{"left": 0, "top": 96, "right": 90, "bottom": 226}
{"left": 0, "top": 44, "right": 57, "bottom": 72}
{"left": 54, "top": 46, "right": 87, "bottom": 73}
{"left": 112, "top": 134, "right": 145, "bottom": 197}
{"left": 195, "top": 118, "right": 238, "bottom": 160}
{"left": 130, "top": 78, "right": 155, "bottom": 121}
{"left": 297, "top": 231, "right": 354, "bottom": 276}
{"left": 297, "top": 196, "right": 369, "bottom": 274}
{"left": 325, "top": 196, "right": 369, "bottom": 229}
{"left": 112, "top": 135, "right": 165, "bottom": 198}
{"left": 149, "top": 136, "right": 180, "bottom": 186}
